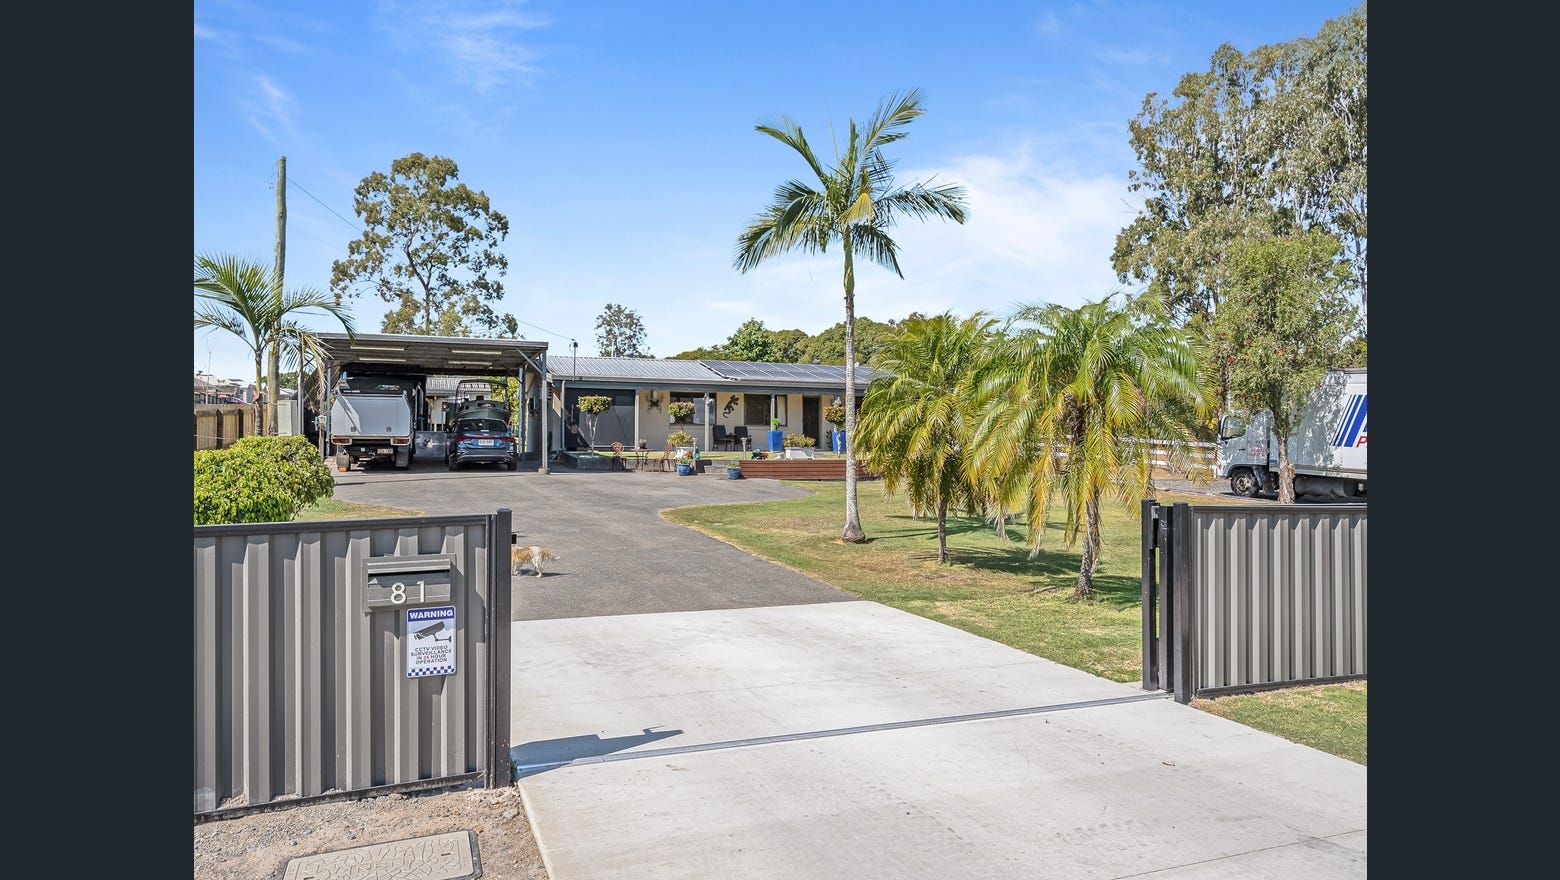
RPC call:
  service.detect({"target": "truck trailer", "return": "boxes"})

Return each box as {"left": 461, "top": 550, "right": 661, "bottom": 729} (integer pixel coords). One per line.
{"left": 1214, "top": 368, "right": 1366, "bottom": 499}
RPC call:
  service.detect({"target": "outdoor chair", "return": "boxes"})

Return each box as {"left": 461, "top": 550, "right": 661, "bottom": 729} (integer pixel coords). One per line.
{"left": 731, "top": 426, "right": 750, "bottom": 451}
{"left": 655, "top": 445, "right": 675, "bottom": 473}
{"left": 712, "top": 424, "right": 732, "bottom": 450}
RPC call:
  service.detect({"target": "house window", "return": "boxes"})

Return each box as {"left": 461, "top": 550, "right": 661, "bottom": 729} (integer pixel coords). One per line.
{"left": 742, "top": 394, "right": 786, "bottom": 426}
{"left": 670, "top": 393, "right": 706, "bottom": 425}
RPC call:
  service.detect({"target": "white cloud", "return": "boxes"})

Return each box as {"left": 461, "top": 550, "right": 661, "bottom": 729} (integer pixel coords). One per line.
{"left": 728, "top": 144, "right": 1140, "bottom": 329}
{"left": 246, "top": 74, "right": 296, "bottom": 140}
{"left": 1035, "top": 10, "right": 1063, "bottom": 36}
{"left": 1095, "top": 46, "right": 1169, "bottom": 65}
{"left": 379, "top": 0, "right": 548, "bottom": 92}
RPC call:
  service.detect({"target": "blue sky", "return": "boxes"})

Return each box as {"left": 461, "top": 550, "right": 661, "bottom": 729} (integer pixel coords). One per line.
{"left": 195, "top": 0, "right": 1356, "bottom": 379}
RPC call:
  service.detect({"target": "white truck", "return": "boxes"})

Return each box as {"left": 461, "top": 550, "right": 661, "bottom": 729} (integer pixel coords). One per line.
{"left": 329, "top": 376, "right": 423, "bottom": 471}
{"left": 1215, "top": 368, "right": 1366, "bottom": 499}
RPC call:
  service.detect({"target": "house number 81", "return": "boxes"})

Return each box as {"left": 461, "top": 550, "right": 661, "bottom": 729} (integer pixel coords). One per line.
{"left": 389, "top": 580, "right": 427, "bottom": 604}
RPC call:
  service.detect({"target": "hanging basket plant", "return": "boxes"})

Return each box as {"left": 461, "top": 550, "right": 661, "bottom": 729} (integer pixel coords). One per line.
{"left": 668, "top": 401, "right": 696, "bottom": 423}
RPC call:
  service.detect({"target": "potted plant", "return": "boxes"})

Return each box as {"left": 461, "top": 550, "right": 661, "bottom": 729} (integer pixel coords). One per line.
{"left": 824, "top": 404, "right": 847, "bottom": 453}
{"left": 768, "top": 417, "right": 784, "bottom": 452}
{"left": 668, "top": 401, "right": 695, "bottom": 424}
{"left": 783, "top": 433, "right": 818, "bottom": 459}
{"left": 576, "top": 396, "right": 612, "bottom": 451}
{"left": 668, "top": 430, "right": 698, "bottom": 474}
{"left": 725, "top": 462, "right": 743, "bottom": 479}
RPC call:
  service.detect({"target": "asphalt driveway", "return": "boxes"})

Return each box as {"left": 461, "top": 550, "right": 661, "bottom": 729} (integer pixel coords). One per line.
{"left": 330, "top": 460, "right": 852, "bottom": 620}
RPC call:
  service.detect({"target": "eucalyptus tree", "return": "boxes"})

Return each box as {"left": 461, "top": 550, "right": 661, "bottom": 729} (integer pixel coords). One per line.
{"left": 330, "top": 153, "right": 513, "bottom": 337}
{"left": 1212, "top": 233, "right": 1356, "bottom": 503}
{"left": 735, "top": 89, "right": 968, "bottom": 542}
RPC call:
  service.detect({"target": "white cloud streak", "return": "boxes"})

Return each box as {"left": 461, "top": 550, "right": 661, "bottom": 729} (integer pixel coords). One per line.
{"left": 379, "top": 0, "right": 548, "bottom": 92}
{"left": 246, "top": 74, "right": 296, "bottom": 141}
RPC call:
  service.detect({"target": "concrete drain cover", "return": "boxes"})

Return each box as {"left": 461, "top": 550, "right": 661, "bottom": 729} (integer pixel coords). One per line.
{"left": 280, "top": 830, "right": 480, "bottom": 879}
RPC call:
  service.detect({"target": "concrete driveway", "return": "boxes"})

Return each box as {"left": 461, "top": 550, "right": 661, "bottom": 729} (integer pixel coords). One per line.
{"left": 337, "top": 465, "right": 1366, "bottom": 878}
{"left": 509, "top": 601, "right": 1366, "bottom": 880}
{"left": 330, "top": 460, "right": 852, "bottom": 620}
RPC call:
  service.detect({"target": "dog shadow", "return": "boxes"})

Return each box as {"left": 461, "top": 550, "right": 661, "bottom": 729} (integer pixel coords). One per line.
{"left": 512, "top": 571, "right": 564, "bottom": 578}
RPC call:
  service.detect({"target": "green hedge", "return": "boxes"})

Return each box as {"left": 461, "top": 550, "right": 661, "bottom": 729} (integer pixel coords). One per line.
{"left": 194, "top": 435, "right": 335, "bottom": 525}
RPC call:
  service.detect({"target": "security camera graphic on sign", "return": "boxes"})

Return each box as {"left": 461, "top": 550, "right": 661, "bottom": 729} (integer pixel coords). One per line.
{"left": 413, "top": 620, "right": 452, "bottom": 642}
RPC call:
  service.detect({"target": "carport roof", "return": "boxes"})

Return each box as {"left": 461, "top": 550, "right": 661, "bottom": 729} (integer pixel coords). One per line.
{"left": 317, "top": 332, "right": 549, "bottom": 377}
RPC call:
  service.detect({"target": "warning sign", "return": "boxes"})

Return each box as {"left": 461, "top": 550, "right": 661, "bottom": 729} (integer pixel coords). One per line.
{"left": 406, "top": 605, "right": 456, "bottom": 678}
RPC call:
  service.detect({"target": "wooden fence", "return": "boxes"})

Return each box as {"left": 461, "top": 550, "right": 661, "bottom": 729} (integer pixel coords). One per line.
{"left": 195, "top": 405, "right": 256, "bottom": 450}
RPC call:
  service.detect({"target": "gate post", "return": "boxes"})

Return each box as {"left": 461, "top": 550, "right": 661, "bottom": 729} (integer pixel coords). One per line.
{"left": 1171, "top": 502, "right": 1197, "bottom": 703}
{"left": 486, "top": 508, "right": 513, "bottom": 787}
{"left": 1140, "top": 500, "right": 1159, "bottom": 690}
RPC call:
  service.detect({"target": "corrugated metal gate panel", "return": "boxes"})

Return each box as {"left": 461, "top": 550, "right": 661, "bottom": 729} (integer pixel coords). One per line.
{"left": 1190, "top": 506, "right": 1366, "bottom": 693}
{"left": 194, "top": 514, "right": 507, "bottom": 816}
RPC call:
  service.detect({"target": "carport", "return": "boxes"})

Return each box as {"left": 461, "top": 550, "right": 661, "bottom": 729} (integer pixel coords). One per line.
{"left": 316, "top": 332, "right": 554, "bottom": 471}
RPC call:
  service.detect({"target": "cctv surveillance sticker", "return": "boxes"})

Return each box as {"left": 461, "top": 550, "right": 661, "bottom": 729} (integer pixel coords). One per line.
{"left": 406, "top": 605, "right": 456, "bottom": 678}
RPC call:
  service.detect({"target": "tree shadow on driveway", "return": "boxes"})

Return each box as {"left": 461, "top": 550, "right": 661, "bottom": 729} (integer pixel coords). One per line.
{"left": 512, "top": 727, "right": 684, "bottom": 778}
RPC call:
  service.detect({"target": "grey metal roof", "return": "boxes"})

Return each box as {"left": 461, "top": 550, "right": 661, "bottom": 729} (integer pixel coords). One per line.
{"left": 548, "top": 356, "right": 723, "bottom": 382}
{"left": 699, "top": 359, "right": 876, "bottom": 386}
{"left": 542, "top": 355, "right": 884, "bottom": 393}
{"left": 317, "top": 332, "right": 548, "bottom": 377}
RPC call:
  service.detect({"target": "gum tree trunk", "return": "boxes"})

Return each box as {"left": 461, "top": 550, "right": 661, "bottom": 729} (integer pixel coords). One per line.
{"left": 1277, "top": 433, "right": 1296, "bottom": 503}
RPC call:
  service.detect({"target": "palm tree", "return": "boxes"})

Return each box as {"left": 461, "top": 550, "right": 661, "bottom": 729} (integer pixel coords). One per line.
{"left": 857, "top": 313, "right": 995, "bottom": 563}
{"left": 734, "top": 89, "right": 969, "bottom": 543}
{"left": 194, "top": 254, "right": 355, "bottom": 434}
{"left": 969, "top": 293, "right": 1207, "bottom": 597}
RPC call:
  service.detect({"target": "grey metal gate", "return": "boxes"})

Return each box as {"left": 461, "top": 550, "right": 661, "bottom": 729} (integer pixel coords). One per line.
{"left": 194, "top": 509, "right": 512, "bottom": 817}
{"left": 1142, "top": 500, "right": 1366, "bottom": 702}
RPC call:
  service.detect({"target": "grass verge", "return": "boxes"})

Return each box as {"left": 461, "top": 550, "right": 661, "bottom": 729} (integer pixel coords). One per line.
{"left": 662, "top": 480, "right": 1365, "bottom": 763}
{"left": 1195, "top": 681, "right": 1366, "bottom": 764}
{"left": 296, "top": 497, "right": 424, "bottom": 521}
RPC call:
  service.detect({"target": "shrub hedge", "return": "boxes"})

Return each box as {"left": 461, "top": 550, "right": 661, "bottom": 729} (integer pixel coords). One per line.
{"left": 194, "top": 435, "right": 335, "bottom": 525}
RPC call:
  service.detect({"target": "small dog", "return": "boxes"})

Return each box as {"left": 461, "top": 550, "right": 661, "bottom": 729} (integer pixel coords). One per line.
{"left": 511, "top": 545, "right": 559, "bottom": 577}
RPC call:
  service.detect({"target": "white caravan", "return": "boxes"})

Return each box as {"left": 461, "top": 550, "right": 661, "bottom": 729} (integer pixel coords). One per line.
{"left": 1215, "top": 368, "right": 1366, "bottom": 498}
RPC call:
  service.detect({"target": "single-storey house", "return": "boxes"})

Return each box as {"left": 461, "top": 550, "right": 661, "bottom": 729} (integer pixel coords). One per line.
{"left": 544, "top": 356, "right": 875, "bottom": 452}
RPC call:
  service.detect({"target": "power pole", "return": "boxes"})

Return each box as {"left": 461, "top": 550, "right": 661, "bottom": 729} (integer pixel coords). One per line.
{"left": 268, "top": 155, "right": 287, "bottom": 435}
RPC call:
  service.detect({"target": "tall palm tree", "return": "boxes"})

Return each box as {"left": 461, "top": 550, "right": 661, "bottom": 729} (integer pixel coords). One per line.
{"left": 857, "top": 313, "right": 995, "bottom": 563}
{"left": 969, "top": 293, "right": 1207, "bottom": 597}
{"left": 735, "top": 89, "right": 969, "bottom": 543}
{"left": 194, "top": 254, "right": 355, "bottom": 434}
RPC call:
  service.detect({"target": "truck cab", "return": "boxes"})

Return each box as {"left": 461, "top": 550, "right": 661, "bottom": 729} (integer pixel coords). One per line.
{"left": 1215, "top": 410, "right": 1274, "bottom": 497}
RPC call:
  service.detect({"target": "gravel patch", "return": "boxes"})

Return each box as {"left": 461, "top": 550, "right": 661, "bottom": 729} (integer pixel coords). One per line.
{"left": 194, "top": 785, "right": 547, "bottom": 880}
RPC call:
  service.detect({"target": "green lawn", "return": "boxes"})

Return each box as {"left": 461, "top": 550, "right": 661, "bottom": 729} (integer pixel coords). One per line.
{"left": 663, "top": 481, "right": 1365, "bottom": 762}
{"left": 1196, "top": 681, "right": 1367, "bottom": 764}
{"left": 296, "top": 497, "right": 423, "bottom": 521}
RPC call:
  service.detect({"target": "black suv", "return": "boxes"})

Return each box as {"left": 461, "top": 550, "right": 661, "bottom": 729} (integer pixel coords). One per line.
{"left": 447, "top": 415, "right": 519, "bottom": 471}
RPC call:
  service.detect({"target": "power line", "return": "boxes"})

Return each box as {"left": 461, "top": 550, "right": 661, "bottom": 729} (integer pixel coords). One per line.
{"left": 279, "top": 167, "right": 578, "bottom": 346}
{"left": 287, "top": 176, "right": 363, "bottom": 233}
{"left": 512, "top": 317, "right": 577, "bottom": 345}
